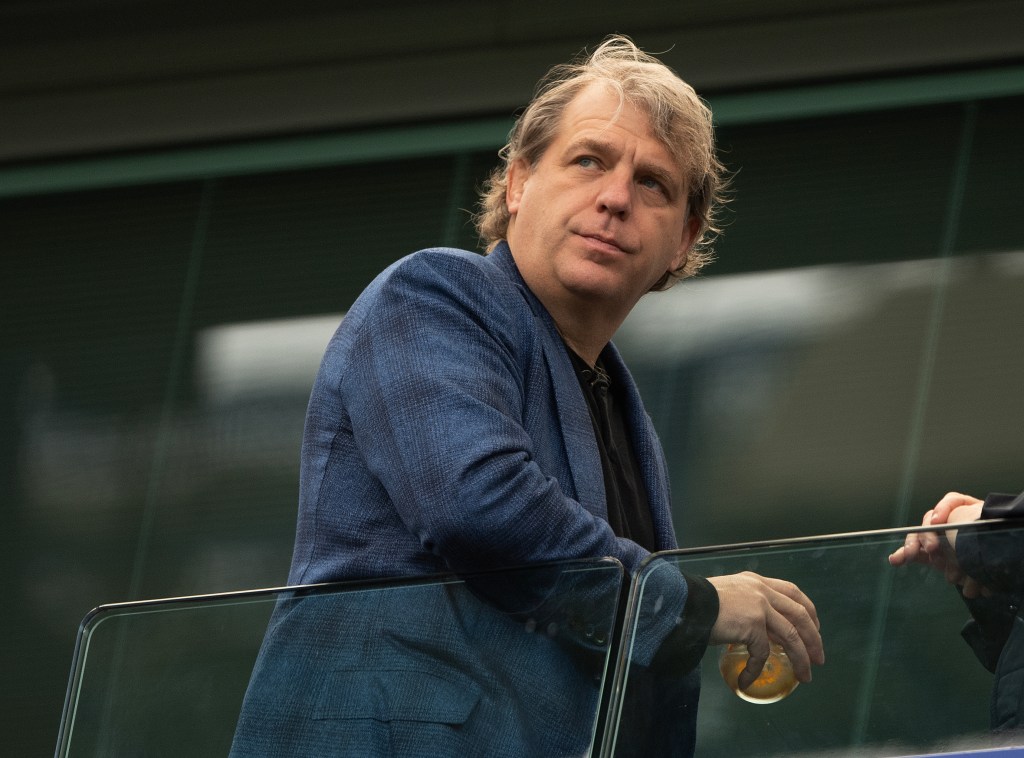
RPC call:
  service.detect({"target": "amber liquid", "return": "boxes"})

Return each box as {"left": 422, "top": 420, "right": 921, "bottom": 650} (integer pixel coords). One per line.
{"left": 719, "top": 643, "right": 799, "bottom": 704}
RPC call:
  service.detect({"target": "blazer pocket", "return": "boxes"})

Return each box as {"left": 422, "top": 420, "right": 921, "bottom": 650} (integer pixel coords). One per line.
{"left": 312, "top": 668, "right": 480, "bottom": 725}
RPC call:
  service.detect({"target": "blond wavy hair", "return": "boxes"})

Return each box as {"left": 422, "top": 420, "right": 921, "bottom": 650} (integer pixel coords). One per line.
{"left": 475, "top": 35, "right": 727, "bottom": 286}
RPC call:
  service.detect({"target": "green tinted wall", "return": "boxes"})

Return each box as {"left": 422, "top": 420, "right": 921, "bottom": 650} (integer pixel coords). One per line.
{"left": 2, "top": 83, "right": 1023, "bottom": 754}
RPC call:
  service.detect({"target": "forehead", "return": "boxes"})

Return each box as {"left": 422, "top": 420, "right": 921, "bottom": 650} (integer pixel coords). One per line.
{"left": 552, "top": 83, "right": 682, "bottom": 171}
{"left": 556, "top": 82, "right": 651, "bottom": 137}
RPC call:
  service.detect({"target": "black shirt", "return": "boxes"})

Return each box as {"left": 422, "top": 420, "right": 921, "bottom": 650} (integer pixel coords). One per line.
{"left": 567, "top": 346, "right": 718, "bottom": 675}
{"left": 567, "top": 349, "right": 657, "bottom": 551}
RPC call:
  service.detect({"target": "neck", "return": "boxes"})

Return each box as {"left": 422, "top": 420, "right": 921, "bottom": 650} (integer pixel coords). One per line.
{"left": 549, "top": 303, "right": 622, "bottom": 367}
{"left": 497, "top": 236, "right": 630, "bottom": 364}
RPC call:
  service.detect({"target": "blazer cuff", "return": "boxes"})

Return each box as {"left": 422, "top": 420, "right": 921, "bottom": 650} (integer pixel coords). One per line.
{"left": 650, "top": 572, "right": 720, "bottom": 676}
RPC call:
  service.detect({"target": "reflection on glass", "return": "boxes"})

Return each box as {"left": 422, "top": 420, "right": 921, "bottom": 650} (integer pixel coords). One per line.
{"left": 56, "top": 559, "right": 624, "bottom": 758}
{"left": 719, "top": 643, "right": 798, "bottom": 704}
{"left": 54, "top": 526, "right": 1024, "bottom": 757}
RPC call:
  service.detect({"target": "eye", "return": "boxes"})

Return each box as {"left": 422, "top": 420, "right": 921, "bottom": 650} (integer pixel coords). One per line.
{"left": 639, "top": 176, "right": 667, "bottom": 194}
{"left": 576, "top": 156, "right": 599, "bottom": 169}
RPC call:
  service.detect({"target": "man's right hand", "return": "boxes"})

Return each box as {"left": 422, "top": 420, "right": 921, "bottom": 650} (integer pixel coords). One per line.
{"left": 707, "top": 572, "right": 824, "bottom": 690}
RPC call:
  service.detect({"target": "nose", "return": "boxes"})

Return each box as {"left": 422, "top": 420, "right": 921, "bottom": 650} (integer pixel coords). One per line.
{"left": 596, "top": 167, "right": 632, "bottom": 218}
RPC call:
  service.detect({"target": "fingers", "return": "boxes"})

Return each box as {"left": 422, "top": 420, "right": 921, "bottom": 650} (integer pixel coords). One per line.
{"left": 889, "top": 493, "right": 983, "bottom": 567}
{"left": 889, "top": 510, "right": 935, "bottom": 565}
{"left": 709, "top": 572, "right": 825, "bottom": 686}
{"left": 760, "top": 575, "right": 821, "bottom": 635}
{"left": 760, "top": 579, "right": 823, "bottom": 682}
{"left": 738, "top": 639, "right": 769, "bottom": 690}
{"left": 961, "top": 576, "right": 983, "bottom": 600}
{"left": 950, "top": 506, "right": 985, "bottom": 528}
{"left": 889, "top": 533, "right": 921, "bottom": 566}
{"left": 887, "top": 545, "right": 907, "bottom": 566}
{"left": 918, "top": 510, "right": 944, "bottom": 556}
{"left": 932, "top": 492, "right": 983, "bottom": 526}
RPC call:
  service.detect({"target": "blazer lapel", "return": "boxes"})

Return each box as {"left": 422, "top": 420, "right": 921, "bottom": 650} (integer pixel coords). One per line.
{"left": 538, "top": 323, "right": 609, "bottom": 521}
{"left": 486, "top": 244, "right": 608, "bottom": 521}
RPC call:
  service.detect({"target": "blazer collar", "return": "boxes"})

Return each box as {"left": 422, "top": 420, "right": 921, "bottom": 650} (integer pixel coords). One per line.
{"left": 487, "top": 242, "right": 607, "bottom": 520}
{"left": 486, "top": 242, "right": 676, "bottom": 549}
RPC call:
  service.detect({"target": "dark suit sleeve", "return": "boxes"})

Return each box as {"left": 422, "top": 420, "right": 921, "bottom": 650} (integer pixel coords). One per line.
{"left": 649, "top": 573, "right": 719, "bottom": 674}
{"left": 956, "top": 491, "right": 1024, "bottom": 595}
{"left": 956, "top": 490, "right": 1024, "bottom": 672}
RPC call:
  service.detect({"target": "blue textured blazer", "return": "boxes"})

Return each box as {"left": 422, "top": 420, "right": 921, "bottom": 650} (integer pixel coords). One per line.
{"left": 231, "top": 243, "right": 699, "bottom": 757}
{"left": 290, "top": 242, "right": 679, "bottom": 585}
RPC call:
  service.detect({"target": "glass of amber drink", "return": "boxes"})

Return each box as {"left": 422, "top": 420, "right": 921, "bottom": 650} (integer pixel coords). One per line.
{"left": 719, "top": 642, "right": 799, "bottom": 704}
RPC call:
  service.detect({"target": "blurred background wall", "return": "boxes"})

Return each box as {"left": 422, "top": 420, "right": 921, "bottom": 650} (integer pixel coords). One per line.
{"left": 2, "top": 1, "right": 1024, "bottom": 753}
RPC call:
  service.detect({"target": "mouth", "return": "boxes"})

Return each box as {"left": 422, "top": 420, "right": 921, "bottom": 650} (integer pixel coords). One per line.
{"left": 577, "top": 232, "right": 632, "bottom": 256}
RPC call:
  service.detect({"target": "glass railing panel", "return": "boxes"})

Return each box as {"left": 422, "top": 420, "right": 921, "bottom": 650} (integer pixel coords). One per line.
{"left": 57, "top": 589, "right": 274, "bottom": 757}
{"left": 608, "top": 523, "right": 1024, "bottom": 758}
{"left": 56, "top": 558, "right": 624, "bottom": 757}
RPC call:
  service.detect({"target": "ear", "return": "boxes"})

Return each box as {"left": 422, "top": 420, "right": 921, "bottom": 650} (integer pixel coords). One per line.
{"left": 506, "top": 158, "right": 530, "bottom": 215}
{"left": 670, "top": 213, "right": 701, "bottom": 272}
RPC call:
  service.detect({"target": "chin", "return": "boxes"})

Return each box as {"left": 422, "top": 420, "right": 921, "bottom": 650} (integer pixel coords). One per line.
{"left": 563, "top": 275, "right": 632, "bottom": 304}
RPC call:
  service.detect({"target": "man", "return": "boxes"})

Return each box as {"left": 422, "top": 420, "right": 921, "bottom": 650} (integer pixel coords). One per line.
{"left": 232, "top": 35, "right": 823, "bottom": 756}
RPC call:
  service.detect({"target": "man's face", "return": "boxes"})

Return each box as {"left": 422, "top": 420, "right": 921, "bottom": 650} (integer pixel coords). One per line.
{"left": 506, "top": 82, "right": 699, "bottom": 324}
